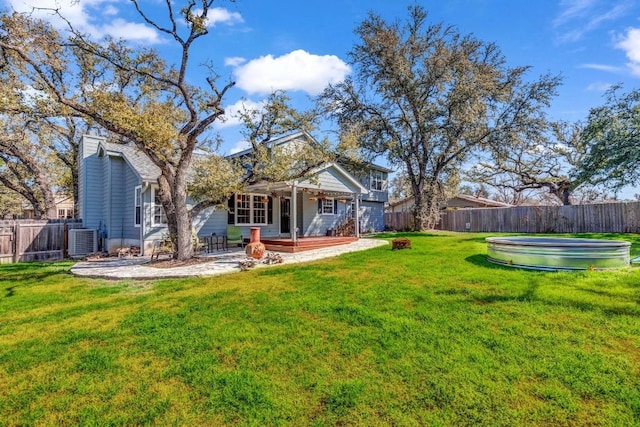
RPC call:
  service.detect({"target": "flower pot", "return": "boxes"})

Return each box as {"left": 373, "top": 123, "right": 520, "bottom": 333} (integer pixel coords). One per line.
{"left": 245, "top": 227, "right": 265, "bottom": 259}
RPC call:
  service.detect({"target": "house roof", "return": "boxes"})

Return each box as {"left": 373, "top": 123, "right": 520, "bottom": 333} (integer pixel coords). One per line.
{"left": 93, "top": 131, "right": 391, "bottom": 189}
{"left": 227, "top": 131, "right": 310, "bottom": 158}
{"left": 229, "top": 131, "right": 393, "bottom": 173}
{"left": 294, "top": 162, "right": 369, "bottom": 195}
{"left": 98, "top": 141, "right": 161, "bottom": 182}
{"left": 452, "top": 194, "right": 513, "bottom": 207}
{"left": 246, "top": 162, "right": 369, "bottom": 195}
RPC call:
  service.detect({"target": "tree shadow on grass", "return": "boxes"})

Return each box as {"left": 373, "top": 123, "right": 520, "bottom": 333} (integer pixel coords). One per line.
{"left": 375, "top": 231, "right": 450, "bottom": 239}
{"left": 465, "top": 254, "right": 527, "bottom": 270}
{"left": 0, "top": 261, "right": 74, "bottom": 289}
{"left": 464, "top": 254, "right": 640, "bottom": 316}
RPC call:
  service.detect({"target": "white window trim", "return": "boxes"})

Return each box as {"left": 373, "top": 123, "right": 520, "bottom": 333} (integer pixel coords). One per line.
{"left": 370, "top": 170, "right": 385, "bottom": 192}
{"left": 134, "top": 185, "right": 142, "bottom": 228}
{"left": 152, "top": 187, "right": 168, "bottom": 226}
{"left": 235, "top": 193, "right": 269, "bottom": 226}
{"left": 320, "top": 197, "right": 335, "bottom": 215}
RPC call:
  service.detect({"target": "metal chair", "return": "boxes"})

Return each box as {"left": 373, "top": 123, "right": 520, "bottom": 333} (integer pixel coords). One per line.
{"left": 225, "top": 226, "right": 244, "bottom": 249}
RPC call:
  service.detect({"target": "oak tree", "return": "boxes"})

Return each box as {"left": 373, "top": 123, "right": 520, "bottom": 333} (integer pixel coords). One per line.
{"left": 468, "top": 121, "right": 588, "bottom": 205}
{"left": 318, "top": 5, "right": 561, "bottom": 229}
{"left": 579, "top": 85, "right": 640, "bottom": 191}
{"left": 0, "top": 4, "right": 323, "bottom": 259}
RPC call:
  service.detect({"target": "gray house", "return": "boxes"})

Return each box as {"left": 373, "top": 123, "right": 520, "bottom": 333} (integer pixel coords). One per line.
{"left": 78, "top": 132, "right": 390, "bottom": 255}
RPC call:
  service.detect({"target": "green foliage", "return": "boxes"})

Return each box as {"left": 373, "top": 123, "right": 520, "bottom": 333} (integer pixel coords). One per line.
{"left": 2, "top": 234, "right": 640, "bottom": 425}
{"left": 0, "top": 7, "right": 328, "bottom": 259}
{"left": 579, "top": 85, "right": 640, "bottom": 190}
{"left": 469, "top": 121, "right": 592, "bottom": 205}
{"left": 0, "top": 185, "right": 23, "bottom": 218}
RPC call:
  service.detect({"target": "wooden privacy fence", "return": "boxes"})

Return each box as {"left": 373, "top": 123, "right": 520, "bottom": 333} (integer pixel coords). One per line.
{"left": 0, "top": 219, "right": 82, "bottom": 264}
{"left": 384, "top": 212, "right": 415, "bottom": 231}
{"left": 385, "top": 201, "right": 640, "bottom": 233}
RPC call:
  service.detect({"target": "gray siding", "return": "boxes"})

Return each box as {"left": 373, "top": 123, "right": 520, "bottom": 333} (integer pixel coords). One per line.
{"left": 143, "top": 186, "right": 167, "bottom": 242}
{"left": 193, "top": 200, "right": 283, "bottom": 239}
{"left": 79, "top": 135, "right": 105, "bottom": 230}
{"left": 102, "top": 153, "right": 111, "bottom": 238}
{"left": 302, "top": 197, "right": 349, "bottom": 236}
{"left": 357, "top": 171, "right": 388, "bottom": 203}
{"left": 359, "top": 200, "right": 385, "bottom": 232}
{"left": 363, "top": 188, "right": 388, "bottom": 203}
{"left": 122, "top": 164, "right": 140, "bottom": 239}
{"left": 193, "top": 207, "right": 230, "bottom": 236}
{"left": 309, "top": 168, "right": 353, "bottom": 193}
{"left": 108, "top": 157, "right": 140, "bottom": 242}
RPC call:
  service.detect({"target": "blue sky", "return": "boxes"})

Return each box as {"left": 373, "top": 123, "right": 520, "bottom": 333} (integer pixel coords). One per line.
{"left": 5, "top": 0, "right": 640, "bottom": 195}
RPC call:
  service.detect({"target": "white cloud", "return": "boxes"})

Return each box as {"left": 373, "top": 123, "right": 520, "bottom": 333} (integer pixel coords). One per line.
{"left": 616, "top": 27, "right": 640, "bottom": 76}
{"left": 232, "top": 49, "right": 351, "bottom": 96}
{"left": 215, "top": 99, "right": 264, "bottom": 129}
{"left": 229, "top": 140, "right": 252, "bottom": 154}
{"left": 586, "top": 81, "right": 613, "bottom": 91}
{"left": 224, "top": 57, "right": 246, "bottom": 67}
{"left": 206, "top": 7, "right": 244, "bottom": 27}
{"left": 579, "top": 63, "right": 623, "bottom": 72}
{"left": 190, "top": 7, "right": 244, "bottom": 28}
{"left": 553, "top": 0, "right": 631, "bottom": 43}
{"left": 101, "top": 19, "right": 160, "bottom": 42}
{"left": 4, "top": 0, "right": 161, "bottom": 44}
{"left": 553, "top": 0, "right": 596, "bottom": 27}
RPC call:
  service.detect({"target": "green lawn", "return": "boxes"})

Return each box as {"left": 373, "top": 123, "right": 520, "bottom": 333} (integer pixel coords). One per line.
{"left": 1, "top": 232, "right": 639, "bottom": 426}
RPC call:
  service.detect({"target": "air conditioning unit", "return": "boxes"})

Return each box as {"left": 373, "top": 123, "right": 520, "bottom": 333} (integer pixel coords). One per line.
{"left": 68, "top": 229, "right": 97, "bottom": 256}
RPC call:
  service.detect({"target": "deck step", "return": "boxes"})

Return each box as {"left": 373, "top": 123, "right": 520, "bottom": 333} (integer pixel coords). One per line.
{"left": 262, "top": 237, "right": 358, "bottom": 253}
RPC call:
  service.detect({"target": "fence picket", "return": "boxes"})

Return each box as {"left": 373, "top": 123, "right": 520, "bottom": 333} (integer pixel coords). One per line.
{"left": 385, "top": 201, "right": 640, "bottom": 234}
{"left": 0, "top": 219, "right": 82, "bottom": 264}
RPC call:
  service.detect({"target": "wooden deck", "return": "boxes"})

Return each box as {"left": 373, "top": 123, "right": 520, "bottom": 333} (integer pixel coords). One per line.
{"left": 261, "top": 236, "right": 358, "bottom": 253}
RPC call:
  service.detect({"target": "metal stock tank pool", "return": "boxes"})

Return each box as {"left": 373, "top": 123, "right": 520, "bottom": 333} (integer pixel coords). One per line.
{"left": 486, "top": 236, "right": 630, "bottom": 270}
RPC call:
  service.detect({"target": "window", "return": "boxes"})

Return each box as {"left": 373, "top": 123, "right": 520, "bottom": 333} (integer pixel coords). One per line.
{"left": 57, "top": 209, "right": 67, "bottom": 219}
{"left": 253, "top": 195, "right": 267, "bottom": 224}
{"left": 234, "top": 194, "right": 271, "bottom": 225}
{"left": 317, "top": 198, "right": 337, "bottom": 215}
{"left": 321, "top": 198, "right": 334, "bottom": 214}
{"left": 370, "top": 170, "right": 385, "bottom": 191}
{"left": 153, "top": 189, "right": 167, "bottom": 225}
{"left": 134, "top": 186, "right": 141, "bottom": 227}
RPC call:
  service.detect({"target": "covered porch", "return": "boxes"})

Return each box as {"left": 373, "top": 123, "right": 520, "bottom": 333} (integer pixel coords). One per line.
{"left": 245, "top": 162, "right": 370, "bottom": 245}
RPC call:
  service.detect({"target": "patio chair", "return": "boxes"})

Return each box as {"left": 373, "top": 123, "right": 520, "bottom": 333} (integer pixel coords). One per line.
{"left": 226, "top": 225, "right": 244, "bottom": 249}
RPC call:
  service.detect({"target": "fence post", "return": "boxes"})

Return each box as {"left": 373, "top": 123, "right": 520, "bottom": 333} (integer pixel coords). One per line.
{"left": 13, "top": 223, "right": 19, "bottom": 263}
{"left": 63, "top": 221, "right": 68, "bottom": 259}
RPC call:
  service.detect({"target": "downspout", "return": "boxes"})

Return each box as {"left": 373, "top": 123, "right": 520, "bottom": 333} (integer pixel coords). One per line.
{"left": 291, "top": 181, "right": 298, "bottom": 244}
{"left": 140, "top": 181, "right": 150, "bottom": 256}
{"left": 354, "top": 192, "right": 360, "bottom": 238}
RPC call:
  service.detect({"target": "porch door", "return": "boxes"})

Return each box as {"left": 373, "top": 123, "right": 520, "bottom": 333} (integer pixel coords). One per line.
{"left": 280, "top": 198, "right": 291, "bottom": 234}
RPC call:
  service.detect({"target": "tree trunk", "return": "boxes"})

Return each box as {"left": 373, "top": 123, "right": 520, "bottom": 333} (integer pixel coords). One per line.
{"left": 43, "top": 191, "right": 58, "bottom": 219}
{"left": 550, "top": 182, "right": 572, "bottom": 206}
{"left": 159, "top": 169, "right": 194, "bottom": 261}
{"left": 411, "top": 179, "right": 443, "bottom": 230}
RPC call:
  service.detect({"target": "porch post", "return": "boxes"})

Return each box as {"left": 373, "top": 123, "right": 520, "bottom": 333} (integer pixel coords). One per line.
{"left": 291, "top": 182, "right": 298, "bottom": 243}
{"left": 354, "top": 192, "right": 360, "bottom": 238}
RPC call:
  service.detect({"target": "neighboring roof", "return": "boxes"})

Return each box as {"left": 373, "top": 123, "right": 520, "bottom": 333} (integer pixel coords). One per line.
{"left": 387, "top": 194, "right": 512, "bottom": 208}
{"left": 452, "top": 194, "right": 513, "bottom": 207}
{"left": 98, "top": 141, "right": 161, "bottom": 182}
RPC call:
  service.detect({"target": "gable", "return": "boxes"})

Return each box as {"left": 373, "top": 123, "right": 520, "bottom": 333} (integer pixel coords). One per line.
{"left": 295, "top": 163, "right": 368, "bottom": 195}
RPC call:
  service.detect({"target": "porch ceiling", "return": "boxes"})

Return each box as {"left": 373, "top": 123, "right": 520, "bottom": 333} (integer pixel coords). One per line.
{"left": 245, "top": 181, "right": 359, "bottom": 198}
